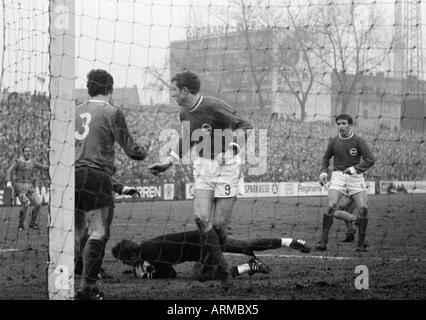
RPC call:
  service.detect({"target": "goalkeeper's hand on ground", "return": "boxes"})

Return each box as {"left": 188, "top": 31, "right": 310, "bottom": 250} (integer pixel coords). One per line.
{"left": 318, "top": 172, "right": 328, "bottom": 187}
{"left": 6, "top": 181, "right": 12, "bottom": 188}
{"left": 343, "top": 167, "right": 357, "bottom": 175}
{"left": 122, "top": 186, "right": 141, "bottom": 199}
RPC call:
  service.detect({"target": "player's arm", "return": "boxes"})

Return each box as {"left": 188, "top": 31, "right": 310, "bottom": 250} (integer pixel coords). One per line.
{"left": 5, "top": 161, "right": 17, "bottom": 187}
{"left": 352, "top": 138, "right": 375, "bottom": 174}
{"left": 217, "top": 103, "right": 253, "bottom": 153}
{"left": 112, "top": 109, "right": 151, "bottom": 161}
{"left": 149, "top": 128, "right": 185, "bottom": 176}
{"left": 319, "top": 139, "right": 333, "bottom": 186}
{"left": 34, "top": 161, "right": 49, "bottom": 171}
{"left": 111, "top": 176, "right": 141, "bottom": 198}
{"left": 148, "top": 142, "right": 182, "bottom": 176}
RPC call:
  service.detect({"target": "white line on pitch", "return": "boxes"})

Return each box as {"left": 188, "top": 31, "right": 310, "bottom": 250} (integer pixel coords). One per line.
{"left": 224, "top": 252, "right": 426, "bottom": 262}
{"left": 0, "top": 249, "right": 19, "bottom": 253}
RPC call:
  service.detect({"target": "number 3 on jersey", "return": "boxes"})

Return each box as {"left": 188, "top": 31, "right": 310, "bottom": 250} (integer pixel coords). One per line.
{"left": 75, "top": 112, "right": 92, "bottom": 141}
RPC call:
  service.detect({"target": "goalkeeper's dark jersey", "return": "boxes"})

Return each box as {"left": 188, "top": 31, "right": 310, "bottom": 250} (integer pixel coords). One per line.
{"left": 321, "top": 132, "right": 375, "bottom": 174}
{"left": 138, "top": 230, "right": 282, "bottom": 265}
{"left": 139, "top": 230, "right": 203, "bottom": 265}
{"left": 178, "top": 96, "right": 253, "bottom": 159}
{"left": 75, "top": 100, "right": 148, "bottom": 175}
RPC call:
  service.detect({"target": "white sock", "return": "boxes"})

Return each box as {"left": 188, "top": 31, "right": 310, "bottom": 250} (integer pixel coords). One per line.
{"left": 281, "top": 238, "right": 293, "bottom": 247}
{"left": 237, "top": 263, "right": 251, "bottom": 275}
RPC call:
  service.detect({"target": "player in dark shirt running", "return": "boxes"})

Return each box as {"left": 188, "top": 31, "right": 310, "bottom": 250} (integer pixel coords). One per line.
{"left": 112, "top": 231, "right": 310, "bottom": 280}
{"left": 75, "top": 69, "right": 150, "bottom": 300}
{"left": 317, "top": 114, "right": 375, "bottom": 252}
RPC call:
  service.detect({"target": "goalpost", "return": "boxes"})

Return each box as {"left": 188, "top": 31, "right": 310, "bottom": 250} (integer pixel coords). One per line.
{"left": 47, "top": 0, "right": 74, "bottom": 300}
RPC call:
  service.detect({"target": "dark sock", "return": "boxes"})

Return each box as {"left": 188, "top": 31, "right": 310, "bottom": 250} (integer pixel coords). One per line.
{"left": 230, "top": 266, "right": 239, "bottom": 278}
{"left": 357, "top": 217, "right": 368, "bottom": 247}
{"left": 75, "top": 256, "right": 83, "bottom": 275}
{"left": 75, "top": 233, "right": 89, "bottom": 276}
{"left": 213, "top": 226, "right": 227, "bottom": 250}
{"left": 320, "top": 214, "right": 334, "bottom": 245}
{"left": 201, "top": 229, "right": 229, "bottom": 280}
{"left": 30, "top": 208, "right": 39, "bottom": 225}
{"left": 82, "top": 239, "right": 104, "bottom": 287}
{"left": 19, "top": 209, "right": 26, "bottom": 227}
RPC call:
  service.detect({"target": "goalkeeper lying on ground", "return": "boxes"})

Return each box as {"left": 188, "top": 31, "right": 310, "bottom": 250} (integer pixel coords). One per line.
{"left": 112, "top": 232, "right": 311, "bottom": 280}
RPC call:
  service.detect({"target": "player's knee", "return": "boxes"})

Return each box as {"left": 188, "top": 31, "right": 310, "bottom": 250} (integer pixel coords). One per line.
{"left": 336, "top": 203, "right": 346, "bottom": 211}
{"left": 195, "top": 217, "right": 211, "bottom": 233}
{"left": 33, "top": 202, "right": 42, "bottom": 210}
{"left": 213, "top": 225, "right": 227, "bottom": 247}
{"left": 327, "top": 203, "right": 337, "bottom": 216}
{"left": 359, "top": 206, "right": 368, "bottom": 217}
{"left": 21, "top": 199, "right": 30, "bottom": 209}
{"left": 90, "top": 229, "right": 108, "bottom": 242}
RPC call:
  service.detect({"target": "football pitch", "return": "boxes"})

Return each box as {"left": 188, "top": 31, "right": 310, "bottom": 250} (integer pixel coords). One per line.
{"left": 1, "top": 194, "right": 426, "bottom": 299}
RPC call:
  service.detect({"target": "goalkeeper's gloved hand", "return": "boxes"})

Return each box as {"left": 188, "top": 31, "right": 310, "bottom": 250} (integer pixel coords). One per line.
{"left": 343, "top": 167, "right": 357, "bottom": 175}
{"left": 318, "top": 172, "right": 328, "bottom": 187}
{"left": 134, "top": 261, "right": 156, "bottom": 279}
{"left": 122, "top": 186, "right": 141, "bottom": 199}
{"left": 6, "top": 181, "right": 12, "bottom": 188}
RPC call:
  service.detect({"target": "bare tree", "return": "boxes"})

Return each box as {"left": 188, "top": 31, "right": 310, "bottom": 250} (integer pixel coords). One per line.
{"left": 235, "top": 0, "right": 270, "bottom": 110}
{"left": 310, "top": 3, "right": 393, "bottom": 114}
{"left": 266, "top": 8, "right": 317, "bottom": 121}
{"left": 218, "top": 1, "right": 318, "bottom": 118}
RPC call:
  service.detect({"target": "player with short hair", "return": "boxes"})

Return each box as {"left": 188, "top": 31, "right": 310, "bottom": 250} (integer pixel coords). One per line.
{"left": 317, "top": 114, "right": 375, "bottom": 252}
{"left": 75, "top": 69, "right": 150, "bottom": 300}
{"left": 6, "top": 145, "right": 48, "bottom": 231}
{"left": 149, "top": 71, "right": 253, "bottom": 284}
{"left": 112, "top": 232, "right": 310, "bottom": 280}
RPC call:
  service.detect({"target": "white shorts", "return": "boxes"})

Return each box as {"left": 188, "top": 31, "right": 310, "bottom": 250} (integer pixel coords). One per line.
{"left": 193, "top": 156, "right": 242, "bottom": 198}
{"left": 328, "top": 171, "right": 367, "bottom": 196}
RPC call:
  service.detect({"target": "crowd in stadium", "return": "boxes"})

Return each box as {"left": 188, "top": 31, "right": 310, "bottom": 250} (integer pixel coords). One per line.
{"left": 1, "top": 93, "right": 425, "bottom": 187}
{"left": 0, "top": 92, "right": 50, "bottom": 186}
{"left": 114, "top": 105, "right": 426, "bottom": 185}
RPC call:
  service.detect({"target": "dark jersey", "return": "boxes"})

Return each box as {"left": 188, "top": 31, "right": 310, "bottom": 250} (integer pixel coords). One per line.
{"left": 75, "top": 100, "right": 148, "bottom": 175}
{"left": 321, "top": 132, "right": 375, "bottom": 174}
{"left": 138, "top": 231, "right": 281, "bottom": 265}
{"left": 124, "top": 231, "right": 282, "bottom": 279}
{"left": 177, "top": 96, "right": 253, "bottom": 159}
{"left": 6, "top": 157, "right": 47, "bottom": 184}
{"left": 139, "top": 230, "right": 203, "bottom": 265}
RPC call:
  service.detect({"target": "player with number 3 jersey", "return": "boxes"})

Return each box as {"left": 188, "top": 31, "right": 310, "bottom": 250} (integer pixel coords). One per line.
{"left": 75, "top": 69, "right": 150, "bottom": 300}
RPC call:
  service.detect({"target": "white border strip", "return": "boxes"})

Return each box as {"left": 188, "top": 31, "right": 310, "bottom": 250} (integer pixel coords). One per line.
{"left": 0, "top": 249, "right": 19, "bottom": 253}
{"left": 225, "top": 252, "right": 426, "bottom": 263}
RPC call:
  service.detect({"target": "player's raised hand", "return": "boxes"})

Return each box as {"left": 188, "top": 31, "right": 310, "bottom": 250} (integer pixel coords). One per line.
{"left": 318, "top": 172, "right": 328, "bottom": 187}
{"left": 122, "top": 186, "right": 141, "bottom": 199}
{"left": 149, "top": 163, "right": 171, "bottom": 176}
{"left": 6, "top": 181, "right": 12, "bottom": 188}
{"left": 343, "top": 167, "right": 357, "bottom": 175}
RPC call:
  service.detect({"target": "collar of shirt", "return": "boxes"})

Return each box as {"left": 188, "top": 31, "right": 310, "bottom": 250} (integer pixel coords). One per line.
{"left": 338, "top": 131, "right": 354, "bottom": 140}
{"left": 188, "top": 96, "right": 203, "bottom": 112}
{"left": 88, "top": 99, "right": 110, "bottom": 105}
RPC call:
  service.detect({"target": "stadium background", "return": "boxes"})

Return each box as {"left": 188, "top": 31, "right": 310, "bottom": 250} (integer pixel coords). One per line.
{"left": 1, "top": 0, "right": 426, "bottom": 300}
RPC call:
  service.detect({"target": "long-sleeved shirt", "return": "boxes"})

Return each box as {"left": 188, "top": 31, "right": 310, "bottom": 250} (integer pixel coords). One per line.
{"left": 175, "top": 96, "right": 253, "bottom": 160}
{"left": 321, "top": 132, "right": 375, "bottom": 174}
{"left": 75, "top": 99, "right": 149, "bottom": 175}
